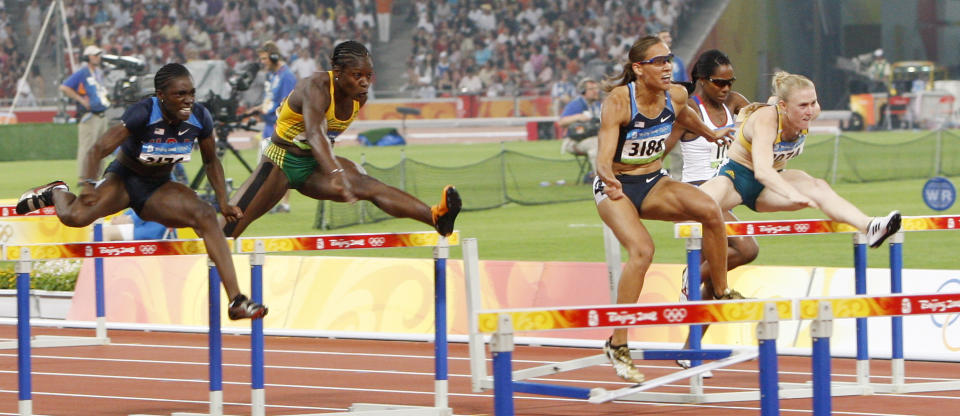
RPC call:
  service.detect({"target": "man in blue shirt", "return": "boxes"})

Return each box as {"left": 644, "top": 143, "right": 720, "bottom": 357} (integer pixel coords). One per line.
{"left": 254, "top": 41, "right": 298, "bottom": 212}
{"left": 657, "top": 29, "right": 688, "bottom": 83}
{"left": 60, "top": 45, "right": 112, "bottom": 179}
{"left": 557, "top": 77, "right": 602, "bottom": 180}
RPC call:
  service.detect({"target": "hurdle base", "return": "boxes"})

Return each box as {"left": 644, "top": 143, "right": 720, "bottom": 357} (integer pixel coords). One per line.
{"left": 314, "top": 403, "right": 452, "bottom": 416}
{"left": 0, "top": 334, "right": 109, "bottom": 350}
{"left": 835, "top": 380, "right": 960, "bottom": 394}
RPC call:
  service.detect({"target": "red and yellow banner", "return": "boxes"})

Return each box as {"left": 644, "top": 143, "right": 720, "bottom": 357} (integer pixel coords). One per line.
{"left": 0, "top": 205, "right": 56, "bottom": 217}
{"left": 675, "top": 215, "right": 960, "bottom": 239}
{"left": 4, "top": 239, "right": 210, "bottom": 260}
{"left": 799, "top": 293, "right": 960, "bottom": 319}
{"left": 236, "top": 231, "right": 458, "bottom": 253}
{"left": 477, "top": 300, "right": 793, "bottom": 333}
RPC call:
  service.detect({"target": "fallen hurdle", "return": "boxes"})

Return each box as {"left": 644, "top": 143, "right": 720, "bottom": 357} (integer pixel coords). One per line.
{"left": 2, "top": 237, "right": 223, "bottom": 416}
{"left": 233, "top": 231, "right": 460, "bottom": 416}
{"left": 675, "top": 214, "right": 960, "bottom": 396}
{"left": 480, "top": 291, "right": 960, "bottom": 415}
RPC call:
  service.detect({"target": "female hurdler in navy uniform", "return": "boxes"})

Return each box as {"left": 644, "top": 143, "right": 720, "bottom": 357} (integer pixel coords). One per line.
{"left": 594, "top": 35, "right": 745, "bottom": 383}
{"left": 222, "top": 41, "right": 460, "bottom": 239}
{"left": 16, "top": 63, "right": 266, "bottom": 320}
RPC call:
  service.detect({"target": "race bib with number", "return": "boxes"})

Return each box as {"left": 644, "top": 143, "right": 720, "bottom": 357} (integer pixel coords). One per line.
{"left": 138, "top": 141, "right": 193, "bottom": 165}
{"left": 619, "top": 126, "right": 669, "bottom": 165}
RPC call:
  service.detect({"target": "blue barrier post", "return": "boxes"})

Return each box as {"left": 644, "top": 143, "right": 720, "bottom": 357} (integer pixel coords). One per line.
{"left": 889, "top": 232, "right": 905, "bottom": 385}
{"left": 16, "top": 249, "right": 32, "bottom": 416}
{"left": 251, "top": 241, "right": 266, "bottom": 416}
{"left": 208, "top": 261, "right": 223, "bottom": 416}
{"left": 434, "top": 238, "right": 449, "bottom": 408}
{"left": 93, "top": 221, "right": 107, "bottom": 339}
{"left": 491, "top": 314, "right": 515, "bottom": 416}
{"left": 685, "top": 237, "right": 703, "bottom": 370}
{"left": 756, "top": 302, "right": 780, "bottom": 416}
{"left": 853, "top": 233, "right": 869, "bottom": 385}
{"left": 811, "top": 301, "right": 834, "bottom": 416}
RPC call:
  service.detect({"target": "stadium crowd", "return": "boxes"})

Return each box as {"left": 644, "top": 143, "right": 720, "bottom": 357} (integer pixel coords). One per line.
{"left": 0, "top": 0, "right": 690, "bottom": 106}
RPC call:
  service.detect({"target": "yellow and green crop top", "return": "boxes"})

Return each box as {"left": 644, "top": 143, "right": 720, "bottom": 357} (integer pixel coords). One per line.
{"left": 732, "top": 105, "right": 806, "bottom": 171}
{"left": 274, "top": 71, "right": 360, "bottom": 149}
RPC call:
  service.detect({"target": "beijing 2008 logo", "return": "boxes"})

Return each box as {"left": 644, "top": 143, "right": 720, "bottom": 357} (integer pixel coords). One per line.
{"left": 663, "top": 308, "right": 687, "bottom": 322}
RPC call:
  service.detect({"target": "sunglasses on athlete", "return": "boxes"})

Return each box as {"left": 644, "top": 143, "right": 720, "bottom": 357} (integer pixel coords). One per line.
{"left": 708, "top": 77, "right": 736, "bottom": 88}
{"left": 635, "top": 53, "right": 674, "bottom": 66}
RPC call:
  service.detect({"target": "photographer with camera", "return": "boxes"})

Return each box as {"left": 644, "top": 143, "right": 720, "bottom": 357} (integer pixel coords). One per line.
{"left": 557, "top": 77, "right": 602, "bottom": 181}
{"left": 250, "top": 41, "right": 297, "bottom": 212}
{"left": 60, "top": 45, "right": 112, "bottom": 179}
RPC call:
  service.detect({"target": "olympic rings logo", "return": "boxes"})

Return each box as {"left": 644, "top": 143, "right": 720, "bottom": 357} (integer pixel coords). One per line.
{"left": 0, "top": 224, "right": 13, "bottom": 243}
{"left": 795, "top": 223, "right": 810, "bottom": 232}
{"left": 139, "top": 245, "right": 158, "bottom": 255}
{"left": 663, "top": 308, "right": 687, "bottom": 323}
{"left": 368, "top": 237, "right": 386, "bottom": 247}
{"left": 931, "top": 278, "right": 960, "bottom": 351}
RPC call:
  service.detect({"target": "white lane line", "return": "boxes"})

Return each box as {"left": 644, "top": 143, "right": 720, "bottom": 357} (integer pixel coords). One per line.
{"left": 0, "top": 389, "right": 343, "bottom": 411}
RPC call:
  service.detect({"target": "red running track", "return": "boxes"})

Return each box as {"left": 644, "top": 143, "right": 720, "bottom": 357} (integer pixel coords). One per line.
{"left": 1, "top": 326, "right": 958, "bottom": 415}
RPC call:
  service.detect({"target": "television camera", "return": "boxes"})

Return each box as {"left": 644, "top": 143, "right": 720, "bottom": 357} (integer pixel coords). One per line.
{"left": 102, "top": 54, "right": 151, "bottom": 105}
{"left": 190, "top": 61, "right": 262, "bottom": 192}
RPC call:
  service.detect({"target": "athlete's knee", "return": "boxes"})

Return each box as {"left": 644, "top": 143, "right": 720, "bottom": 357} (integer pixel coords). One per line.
{"left": 624, "top": 245, "right": 654, "bottom": 265}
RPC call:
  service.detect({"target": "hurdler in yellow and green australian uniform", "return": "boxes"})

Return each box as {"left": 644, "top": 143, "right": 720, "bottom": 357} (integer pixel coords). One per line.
{"left": 263, "top": 71, "right": 360, "bottom": 188}
{"left": 717, "top": 105, "right": 806, "bottom": 210}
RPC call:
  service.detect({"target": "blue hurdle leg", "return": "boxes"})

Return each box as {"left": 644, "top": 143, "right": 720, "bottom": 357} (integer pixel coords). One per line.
{"left": 94, "top": 222, "right": 107, "bottom": 339}
{"left": 251, "top": 242, "right": 266, "bottom": 416}
{"left": 686, "top": 238, "right": 703, "bottom": 369}
{"left": 491, "top": 315, "right": 515, "bottom": 416}
{"left": 757, "top": 302, "right": 780, "bottom": 416}
{"left": 208, "top": 262, "right": 223, "bottom": 415}
{"left": 16, "top": 252, "right": 32, "bottom": 415}
{"left": 853, "top": 234, "right": 869, "bottom": 385}
{"left": 811, "top": 302, "right": 834, "bottom": 416}
{"left": 434, "top": 241, "right": 449, "bottom": 408}
{"left": 889, "top": 232, "right": 905, "bottom": 385}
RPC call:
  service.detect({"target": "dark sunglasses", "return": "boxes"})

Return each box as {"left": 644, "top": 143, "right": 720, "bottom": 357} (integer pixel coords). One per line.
{"left": 636, "top": 53, "right": 674, "bottom": 66}
{"left": 708, "top": 77, "right": 736, "bottom": 88}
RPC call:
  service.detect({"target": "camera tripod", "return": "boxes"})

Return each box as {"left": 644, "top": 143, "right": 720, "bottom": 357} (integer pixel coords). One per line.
{"left": 190, "top": 119, "right": 258, "bottom": 193}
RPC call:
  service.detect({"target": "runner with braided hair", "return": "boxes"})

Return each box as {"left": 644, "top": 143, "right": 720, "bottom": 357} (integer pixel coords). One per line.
{"left": 224, "top": 40, "right": 461, "bottom": 238}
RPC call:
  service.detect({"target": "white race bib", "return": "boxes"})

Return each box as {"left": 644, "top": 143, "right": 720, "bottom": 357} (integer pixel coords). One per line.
{"left": 139, "top": 142, "right": 192, "bottom": 166}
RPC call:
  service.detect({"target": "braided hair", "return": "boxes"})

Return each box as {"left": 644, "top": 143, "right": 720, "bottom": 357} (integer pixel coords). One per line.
{"left": 154, "top": 63, "right": 191, "bottom": 93}
{"left": 690, "top": 50, "right": 732, "bottom": 82}
{"left": 330, "top": 40, "right": 371, "bottom": 70}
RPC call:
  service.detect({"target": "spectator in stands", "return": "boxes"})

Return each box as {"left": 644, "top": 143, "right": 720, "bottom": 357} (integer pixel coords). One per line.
{"left": 557, "top": 77, "right": 602, "bottom": 181}
{"left": 253, "top": 40, "right": 298, "bottom": 213}
{"left": 657, "top": 28, "right": 687, "bottom": 82}
{"left": 289, "top": 44, "right": 318, "bottom": 79}
{"left": 221, "top": 41, "right": 461, "bottom": 241}
{"left": 60, "top": 45, "right": 111, "bottom": 179}
{"left": 550, "top": 70, "right": 576, "bottom": 116}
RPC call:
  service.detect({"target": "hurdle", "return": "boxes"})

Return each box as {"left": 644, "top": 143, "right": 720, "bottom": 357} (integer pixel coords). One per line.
{"left": 2, "top": 237, "right": 227, "bottom": 416}
{"left": 480, "top": 291, "right": 960, "bottom": 415}
{"left": 234, "top": 231, "right": 459, "bottom": 416}
{"left": 675, "top": 214, "right": 960, "bottom": 396}
{"left": 463, "top": 239, "right": 771, "bottom": 405}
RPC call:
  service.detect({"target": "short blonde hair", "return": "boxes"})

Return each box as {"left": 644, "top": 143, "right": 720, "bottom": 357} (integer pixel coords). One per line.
{"left": 771, "top": 71, "right": 815, "bottom": 103}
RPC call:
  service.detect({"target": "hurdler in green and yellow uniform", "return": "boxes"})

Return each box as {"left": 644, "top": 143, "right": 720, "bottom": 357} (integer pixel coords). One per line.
{"left": 224, "top": 41, "right": 461, "bottom": 240}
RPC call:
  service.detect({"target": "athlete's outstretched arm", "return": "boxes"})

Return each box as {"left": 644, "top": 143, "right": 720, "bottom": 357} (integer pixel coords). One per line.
{"left": 300, "top": 77, "right": 356, "bottom": 202}
{"left": 197, "top": 131, "right": 242, "bottom": 222}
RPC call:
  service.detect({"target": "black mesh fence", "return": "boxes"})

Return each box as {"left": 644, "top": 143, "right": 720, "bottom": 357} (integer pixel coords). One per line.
{"left": 315, "top": 131, "right": 960, "bottom": 229}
